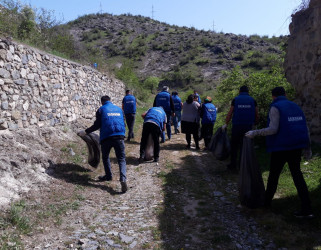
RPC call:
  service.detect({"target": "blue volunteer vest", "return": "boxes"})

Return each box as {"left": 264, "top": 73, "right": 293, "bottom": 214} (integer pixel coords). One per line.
{"left": 100, "top": 101, "right": 125, "bottom": 142}
{"left": 232, "top": 92, "right": 256, "bottom": 125}
{"left": 155, "top": 91, "right": 171, "bottom": 112}
{"left": 195, "top": 93, "right": 201, "bottom": 103}
{"left": 172, "top": 95, "right": 182, "bottom": 111}
{"left": 202, "top": 103, "right": 217, "bottom": 124}
{"left": 122, "top": 94, "right": 136, "bottom": 114}
{"left": 266, "top": 96, "right": 309, "bottom": 152}
{"left": 144, "top": 107, "right": 166, "bottom": 132}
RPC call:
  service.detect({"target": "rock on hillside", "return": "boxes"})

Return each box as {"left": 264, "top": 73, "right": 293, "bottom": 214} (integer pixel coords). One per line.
{"left": 284, "top": 0, "right": 321, "bottom": 135}
{"left": 66, "top": 13, "right": 285, "bottom": 88}
{"left": 0, "top": 123, "right": 83, "bottom": 208}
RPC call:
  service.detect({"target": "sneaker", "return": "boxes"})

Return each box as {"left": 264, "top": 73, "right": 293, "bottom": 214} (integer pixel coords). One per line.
{"left": 153, "top": 158, "right": 159, "bottom": 162}
{"left": 121, "top": 181, "right": 128, "bottom": 193}
{"left": 98, "top": 175, "right": 112, "bottom": 181}
{"left": 138, "top": 157, "right": 144, "bottom": 164}
{"left": 186, "top": 145, "right": 191, "bottom": 149}
{"left": 160, "top": 140, "right": 165, "bottom": 143}
{"left": 294, "top": 211, "right": 315, "bottom": 219}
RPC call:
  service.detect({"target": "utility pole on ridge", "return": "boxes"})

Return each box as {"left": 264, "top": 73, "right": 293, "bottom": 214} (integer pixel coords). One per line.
{"left": 99, "top": 2, "right": 103, "bottom": 14}
{"left": 152, "top": 5, "right": 155, "bottom": 19}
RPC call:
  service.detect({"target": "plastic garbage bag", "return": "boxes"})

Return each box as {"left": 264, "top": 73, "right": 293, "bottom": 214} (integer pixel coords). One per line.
{"left": 78, "top": 132, "right": 100, "bottom": 168}
{"left": 144, "top": 134, "right": 154, "bottom": 161}
{"left": 239, "top": 137, "right": 265, "bottom": 208}
{"left": 209, "top": 127, "right": 230, "bottom": 160}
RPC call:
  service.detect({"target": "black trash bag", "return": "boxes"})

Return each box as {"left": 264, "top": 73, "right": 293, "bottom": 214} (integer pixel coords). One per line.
{"left": 239, "top": 137, "right": 265, "bottom": 208}
{"left": 78, "top": 133, "right": 100, "bottom": 168}
{"left": 209, "top": 127, "right": 231, "bottom": 160}
{"left": 144, "top": 133, "right": 154, "bottom": 161}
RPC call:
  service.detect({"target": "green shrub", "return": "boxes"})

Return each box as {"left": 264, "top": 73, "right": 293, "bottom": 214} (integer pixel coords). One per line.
{"left": 214, "top": 66, "right": 295, "bottom": 128}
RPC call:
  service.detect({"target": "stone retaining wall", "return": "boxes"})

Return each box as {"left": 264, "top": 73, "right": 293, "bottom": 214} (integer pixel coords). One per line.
{"left": 0, "top": 38, "right": 125, "bottom": 130}
{"left": 284, "top": 0, "right": 321, "bottom": 135}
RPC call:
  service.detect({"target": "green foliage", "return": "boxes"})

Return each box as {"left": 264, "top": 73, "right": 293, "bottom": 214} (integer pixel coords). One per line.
{"left": 115, "top": 60, "right": 150, "bottom": 101}
{"left": 214, "top": 66, "right": 295, "bottom": 128}
{"left": 17, "top": 6, "right": 36, "bottom": 40}
{"left": 0, "top": 0, "right": 76, "bottom": 59}
{"left": 143, "top": 76, "right": 160, "bottom": 94}
{"left": 8, "top": 201, "right": 31, "bottom": 234}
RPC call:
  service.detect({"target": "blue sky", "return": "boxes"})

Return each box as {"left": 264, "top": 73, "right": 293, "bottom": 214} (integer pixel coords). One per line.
{"left": 24, "top": 0, "right": 303, "bottom": 37}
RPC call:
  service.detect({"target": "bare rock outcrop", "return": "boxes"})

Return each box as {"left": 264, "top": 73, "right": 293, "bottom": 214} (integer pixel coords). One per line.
{"left": 284, "top": 0, "right": 321, "bottom": 135}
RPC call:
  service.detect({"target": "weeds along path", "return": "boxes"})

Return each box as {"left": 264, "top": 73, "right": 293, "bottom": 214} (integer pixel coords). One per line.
{"left": 13, "top": 127, "right": 272, "bottom": 249}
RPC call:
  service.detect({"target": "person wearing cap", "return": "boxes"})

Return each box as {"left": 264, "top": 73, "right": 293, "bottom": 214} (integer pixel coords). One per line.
{"left": 200, "top": 96, "right": 217, "bottom": 149}
{"left": 122, "top": 90, "right": 137, "bottom": 141}
{"left": 245, "top": 87, "right": 313, "bottom": 218}
{"left": 172, "top": 91, "right": 183, "bottom": 134}
{"left": 194, "top": 90, "right": 201, "bottom": 104}
{"left": 78, "top": 95, "right": 128, "bottom": 193}
{"left": 153, "top": 86, "right": 175, "bottom": 142}
{"left": 223, "top": 85, "right": 259, "bottom": 170}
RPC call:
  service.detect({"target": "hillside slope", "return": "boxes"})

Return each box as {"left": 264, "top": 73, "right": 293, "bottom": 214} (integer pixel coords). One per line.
{"left": 66, "top": 13, "right": 286, "bottom": 90}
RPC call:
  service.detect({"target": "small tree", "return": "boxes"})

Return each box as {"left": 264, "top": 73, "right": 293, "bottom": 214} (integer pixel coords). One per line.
{"left": 17, "top": 6, "right": 36, "bottom": 40}
{"left": 143, "top": 76, "right": 159, "bottom": 94}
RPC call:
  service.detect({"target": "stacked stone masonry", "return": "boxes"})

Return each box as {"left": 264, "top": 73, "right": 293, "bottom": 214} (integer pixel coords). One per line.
{"left": 284, "top": 0, "right": 321, "bottom": 135}
{"left": 0, "top": 38, "right": 125, "bottom": 130}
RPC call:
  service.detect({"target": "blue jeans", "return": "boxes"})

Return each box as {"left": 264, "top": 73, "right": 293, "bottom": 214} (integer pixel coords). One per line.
{"left": 101, "top": 138, "right": 126, "bottom": 182}
{"left": 173, "top": 111, "right": 181, "bottom": 131}
{"left": 161, "top": 112, "right": 172, "bottom": 141}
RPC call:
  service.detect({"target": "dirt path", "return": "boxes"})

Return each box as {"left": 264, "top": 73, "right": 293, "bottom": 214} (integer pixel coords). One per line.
{"left": 10, "top": 127, "right": 282, "bottom": 250}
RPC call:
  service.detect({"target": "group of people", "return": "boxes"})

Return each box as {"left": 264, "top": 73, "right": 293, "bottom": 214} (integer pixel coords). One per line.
{"left": 138, "top": 86, "right": 217, "bottom": 163}
{"left": 78, "top": 85, "right": 314, "bottom": 219}
{"left": 223, "top": 85, "right": 313, "bottom": 218}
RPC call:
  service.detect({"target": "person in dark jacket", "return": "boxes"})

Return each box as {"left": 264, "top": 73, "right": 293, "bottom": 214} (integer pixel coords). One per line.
{"left": 172, "top": 91, "right": 183, "bottom": 134}
{"left": 200, "top": 96, "right": 217, "bottom": 149}
{"left": 223, "top": 85, "right": 259, "bottom": 170}
{"left": 245, "top": 87, "right": 313, "bottom": 218}
{"left": 122, "top": 90, "right": 136, "bottom": 141}
{"left": 139, "top": 107, "right": 167, "bottom": 163}
{"left": 153, "top": 86, "right": 175, "bottom": 142}
{"left": 78, "top": 95, "right": 128, "bottom": 193}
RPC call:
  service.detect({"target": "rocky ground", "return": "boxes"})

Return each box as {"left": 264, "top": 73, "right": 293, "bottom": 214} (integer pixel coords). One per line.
{"left": 1, "top": 122, "right": 320, "bottom": 249}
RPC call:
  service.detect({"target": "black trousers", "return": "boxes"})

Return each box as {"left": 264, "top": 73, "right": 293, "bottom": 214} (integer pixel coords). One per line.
{"left": 265, "top": 149, "right": 312, "bottom": 212}
{"left": 125, "top": 113, "right": 135, "bottom": 139}
{"left": 230, "top": 124, "right": 253, "bottom": 168}
{"left": 139, "top": 122, "right": 161, "bottom": 160}
{"left": 201, "top": 123, "right": 214, "bottom": 148}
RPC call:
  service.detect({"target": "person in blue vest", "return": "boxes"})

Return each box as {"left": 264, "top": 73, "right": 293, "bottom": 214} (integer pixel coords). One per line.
{"left": 200, "top": 96, "right": 217, "bottom": 149}
{"left": 78, "top": 95, "right": 128, "bottom": 193}
{"left": 122, "top": 90, "right": 136, "bottom": 141}
{"left": 153, "top": 86, "right": 174, "bottom": 142}
{"left": 223, "top": 85, "right": 259, "bottom": 170}
{"left": 193, "top": 90, "right": 201, "bottom": 104}
{"left": 172, "top": 91, "right": 183, "bottom": 134}
{"left": 139, "top": 107, "right": 167, "bottom": 163}
{"left": 245, "top": 87, "right": 313, "bottom": 218}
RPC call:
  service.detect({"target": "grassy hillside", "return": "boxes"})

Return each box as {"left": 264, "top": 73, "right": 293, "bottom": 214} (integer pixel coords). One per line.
{"left": 66, "top": 13, "right": 287, "bottom": 94}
